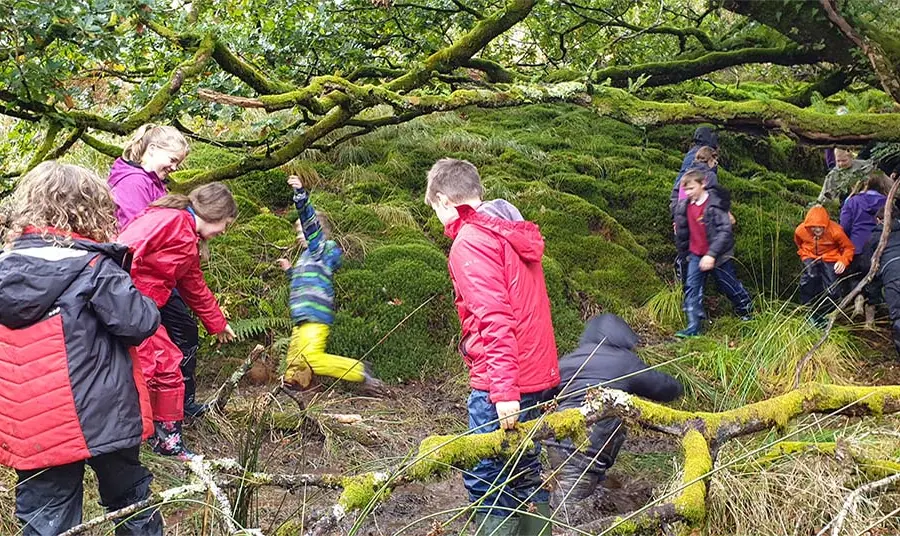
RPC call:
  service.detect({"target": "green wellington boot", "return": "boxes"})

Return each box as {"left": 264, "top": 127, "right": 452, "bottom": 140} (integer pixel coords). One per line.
{"left": 518, "top": 503, "right": 552, "bottom": 536}
{"left": 472, "top": 512, "right": 520, "bottom": 536}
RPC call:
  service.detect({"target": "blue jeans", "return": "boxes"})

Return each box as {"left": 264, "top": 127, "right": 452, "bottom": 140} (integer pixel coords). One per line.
{"left": 463, "top": 390, "right": 549, "bottom": 517}
{"left": 684, "top": 254, "right": 752, "bottom": 325}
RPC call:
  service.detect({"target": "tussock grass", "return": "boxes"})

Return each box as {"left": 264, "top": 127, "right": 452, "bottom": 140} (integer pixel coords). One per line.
{"left": 641, "top": 284, "right": 685, "bottom": 331}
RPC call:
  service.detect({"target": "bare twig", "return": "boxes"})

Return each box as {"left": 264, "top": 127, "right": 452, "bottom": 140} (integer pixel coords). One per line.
{"left": 212, "top": 344, "right": 266, "bottom": 411}
{"left": 793, "top": 179, "right": 900, "bottom": 388}
{"left": 824, "top": 472, "right": 900, "bottom": 536}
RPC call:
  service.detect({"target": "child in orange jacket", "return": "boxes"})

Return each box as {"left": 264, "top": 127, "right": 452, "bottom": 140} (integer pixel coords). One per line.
{"left": 795, "top": 205, "right": 855, "bottom": 323}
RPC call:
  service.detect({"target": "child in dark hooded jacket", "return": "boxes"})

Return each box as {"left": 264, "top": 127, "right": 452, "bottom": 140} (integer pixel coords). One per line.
{"left": 546, "top": 314, "right": 683, "bottom": 505}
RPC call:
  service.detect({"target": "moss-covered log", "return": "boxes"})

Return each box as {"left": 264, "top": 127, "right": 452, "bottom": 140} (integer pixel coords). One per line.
{"left": 594, "top": 46, "right": 824, "bottom": 88}
{"left": 585, "top": 383, "right": 900, "bottom": 448}
{"left": 591, "top": 87, "right": 900, "bottom": 144}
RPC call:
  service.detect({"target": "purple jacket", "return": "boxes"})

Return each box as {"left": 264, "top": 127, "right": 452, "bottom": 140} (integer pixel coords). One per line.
{"left": 107, "top": 158, "right": 167, "bottom": 230}
{"left": 840, "top": 190, "right": 886, "bottom": 253}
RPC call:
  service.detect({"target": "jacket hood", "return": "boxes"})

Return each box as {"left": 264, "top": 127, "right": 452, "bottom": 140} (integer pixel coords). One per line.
{"left": 578, "top": 313, "right": 640, "bottom": 350}
{"left": 446, "top": 201, "right": 545, "bottom": 262}
{"left": 858, "top": 190, "right": 887, "bottom": 216}
{"left": 108, "top": 158, "right": 163, "bottom": 189}
{"left": 803, "top": 205, "right": 831, "bottom": 229}
{"left": 0, "top": 230, "right": 129, "bottom": 329}
{"left": 693, "top": 127, "right": 718, "bottom": 149}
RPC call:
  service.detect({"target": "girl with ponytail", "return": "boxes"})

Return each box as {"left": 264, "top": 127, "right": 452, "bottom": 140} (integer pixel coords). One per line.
{"left": 108, "top": 124, "right": 189, "bottom": 230}
{"left": 118, "top": 182, "right": 237, "bottom": 460}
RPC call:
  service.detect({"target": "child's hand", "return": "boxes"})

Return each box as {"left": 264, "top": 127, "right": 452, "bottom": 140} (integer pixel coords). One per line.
{"left": 728, "top": 212, "right": 736, "bottom": 225}
{"left": 699, "top": 255, "right": 716, "bottom": 271}
{"left": 287, "top": 175, "right": 303, "bottom": 190}
{"left": 834, "top": 261, "right": 847, "bottom": 275}
{"left": 277, "top": 258, "right": 292, "bottom": 271}
{"left": 495, "top": 400, "right": 520, "bottom": 430}
{"left": 217, "top": 324, "right": 236, "bottom": 343}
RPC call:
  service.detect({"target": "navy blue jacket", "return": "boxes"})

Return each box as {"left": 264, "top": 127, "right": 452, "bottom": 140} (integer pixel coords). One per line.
{"left": 669, "top": 127, "right": 720, "bottom": 213}
{"left": 673, "top": 189, "right": 735, "bottom": 265}
{"left": 549, "top": 315, "right": 683, "bottom": 471}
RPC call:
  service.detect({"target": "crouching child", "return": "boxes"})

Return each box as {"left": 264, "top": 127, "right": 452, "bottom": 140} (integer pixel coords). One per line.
{"left": 426, "top": 158, "right": 560, "bottom": 536}
{"left": 795, "top": 205, "right": 854, "bottom": 325}
{"left": 547, "top": 314, "right": 683, "bottom": 506}
{"left": 0, "top": 162, "right": 163, "bottom": 535}
{"left": 674, "top": 170, "right": 753, "bottom": 337}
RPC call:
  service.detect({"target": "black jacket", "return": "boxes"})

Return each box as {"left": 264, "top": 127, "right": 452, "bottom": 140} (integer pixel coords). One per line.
{"left": 863, "top": 217, "right": 900, "bottom": 288}
{"left": 549, "top": 314, "right": 683, "bottom": 471}
{"left": 0, "top": 230, "right": 160, "bottom": 470}
{"left": 674, "top": 189, "right": 735, "bottom": 265}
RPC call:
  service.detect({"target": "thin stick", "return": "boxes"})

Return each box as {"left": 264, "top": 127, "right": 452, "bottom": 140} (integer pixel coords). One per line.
{"left": 58, "top": 484, "right": 205, "bottom": 536}
{"left": 793, "top": 178, "right": 900, "bottom": 389}
{"left": 212, "top": 344, "right": 267, "bottom": 411}
{"left": 827, "top": 472, "right": 900, "bottom": 536}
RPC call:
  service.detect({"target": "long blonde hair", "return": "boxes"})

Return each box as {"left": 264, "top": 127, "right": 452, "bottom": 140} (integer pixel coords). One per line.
{"left": 123, "top": 124, "right": 189, "bottom": 163}
{"left": 3, "top": 161, "right": 118, "bottom": 244}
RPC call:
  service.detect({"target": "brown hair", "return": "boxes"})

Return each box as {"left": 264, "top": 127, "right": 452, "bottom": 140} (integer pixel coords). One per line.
{"left": 151, "top": 182, "right": 237, "bottom": 223}
{"left": 3, "top": 161, "right": 118, "bottom": 244}
{"left": 694, "top": 146, "right": 718, "bottom": 165}
{"left": 864, "top": 170, "right": 893, "bottom": 195}
{"left": 122, "top": 124, "right": 189, "bottom": 163}
{"left": 681, "top": 169, "right": 706, "bottom": 187}
{"left": 424, "top": 158, "right": 484, "bottom": 206}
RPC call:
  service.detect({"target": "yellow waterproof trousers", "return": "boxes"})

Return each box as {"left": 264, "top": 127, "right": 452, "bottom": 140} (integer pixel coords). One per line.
{"left": 284, "top": 323, "right": 365, "bottom": 388}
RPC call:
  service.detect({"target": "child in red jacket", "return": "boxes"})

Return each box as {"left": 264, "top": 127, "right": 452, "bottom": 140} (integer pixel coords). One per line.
{"left": 118, "top": 183, "right": 237, "bottom": 459}
{"left": 0, "top": 161, "right": 163, "bottom": 535}
{"left": 426, "top": 158, "right": 560, "bottom": 535}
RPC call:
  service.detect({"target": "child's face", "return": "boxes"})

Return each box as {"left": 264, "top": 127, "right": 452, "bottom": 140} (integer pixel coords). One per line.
{"left": 142, "top": 145, "right": 185, "bottom": 178}
{"left": 197, "top": 217, "right": 233, "bottom": 240}
{"left": 809, "top": 226, "right": 825, "bottom": 238}
{"left": 835, "top": 151, "right": 852, "bottom": 170}
{"left": 682, "top": 180, "right": 705, "bottom": 201}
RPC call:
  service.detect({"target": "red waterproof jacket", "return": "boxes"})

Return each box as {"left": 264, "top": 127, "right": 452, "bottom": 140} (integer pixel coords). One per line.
{"left": 446, "top": 201, "right": 559, "bottom": 403}
{"left": 0, "top": 229, "right": 159, "bottom": 470}
{"left": 118, "top": 207, "right": 227, "bottom": 334}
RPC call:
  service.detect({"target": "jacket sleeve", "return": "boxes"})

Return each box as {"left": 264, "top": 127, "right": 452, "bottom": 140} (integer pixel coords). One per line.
{"left": 818, "top": 171, "right": 836, "bottom": 203}
{"left": 833, "top": 224, "right": 855, "bottom": 265}
{"left": 175, "top": 249, "right": 228, "bottom": 334}
{"left": 89, "top": 257, "right": 161, "bottom": 347}
{"left": 112, "top": 177, "right": 154, "bottom": 228}
{"left": 451, "top": 233, "right": 521, "bottom": 403}
{"left": 705, "top": 206, "right": 733, "bottom": 259}
{"left": 293, "top": 188, "right": 326, "bottom": 259}
{"left": 673, "top": 204, "right": 689, "bottom": 255}
{"left": 839, "top": 200, "right": 853, "bottom": 237}
{"left": 624, "top": 358, "right": 684, "bottom": 403}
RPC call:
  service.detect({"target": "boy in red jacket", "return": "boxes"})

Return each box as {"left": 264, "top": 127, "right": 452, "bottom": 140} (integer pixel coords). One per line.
{"left": 426, "top": 158, "right": 560, "bottom": 536}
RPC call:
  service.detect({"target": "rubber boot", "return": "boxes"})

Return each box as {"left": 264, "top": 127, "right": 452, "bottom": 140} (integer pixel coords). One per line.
{"left": 149, "top": 421, "right": 197, "bottom": 462}
{"left": 181, "top": 347, "right": 208, "bottom": 419}
{"left": 472, "top": 513, "right": 519, "bottom": 536}
{"left": 518, "top": 503, "right": 552, "bottom": 536}
{"left": 865, "top": 304, "right": 876, "bottom": 330}
{"left": 852, "top": 294, "right": 865, "bottom": 318}
{"left": 675, "top": 311, "right": 702, "bottom": 338}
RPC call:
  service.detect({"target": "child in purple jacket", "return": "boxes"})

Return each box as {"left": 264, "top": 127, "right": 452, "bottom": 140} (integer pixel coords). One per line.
{"left": 108, "top": 124, "right": 189, "bottom": 230}
{"left": 840, "top": 171, "right": 893, "bottom": 323}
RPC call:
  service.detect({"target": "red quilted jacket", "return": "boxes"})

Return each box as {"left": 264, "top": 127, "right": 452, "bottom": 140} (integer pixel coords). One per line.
{"left": 445, "top": 202, "right": 559, "bottom": 403}
{"left": 118, "top": 207, "right": 227, "bottom": 334}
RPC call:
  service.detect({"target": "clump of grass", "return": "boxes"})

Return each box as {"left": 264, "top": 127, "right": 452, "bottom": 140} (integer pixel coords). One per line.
{"left": 706, "top": 419, "right": 900, "bottom": 536}
{"left": 641, "top": 284, "right": 684, "bottom": 331}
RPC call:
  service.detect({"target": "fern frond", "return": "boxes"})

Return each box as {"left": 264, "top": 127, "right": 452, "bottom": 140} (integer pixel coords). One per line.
{"left": 230, "top": 317, "right": 294, "bottom": 341}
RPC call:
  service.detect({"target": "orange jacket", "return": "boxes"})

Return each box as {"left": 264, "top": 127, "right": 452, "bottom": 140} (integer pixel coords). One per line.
{"left": 794, "top": 205, "right": 854, "bottom": 264}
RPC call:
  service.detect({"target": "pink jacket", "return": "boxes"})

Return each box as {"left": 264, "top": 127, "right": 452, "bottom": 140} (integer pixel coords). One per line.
{"left": 108, "top": 158, "right": 167, "bottom": 230}
{"left": 446, "top": 201, "right": 560, "bottom": 403}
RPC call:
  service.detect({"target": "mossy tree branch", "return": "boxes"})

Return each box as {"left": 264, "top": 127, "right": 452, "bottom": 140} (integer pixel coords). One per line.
{"left": 24, "top": 121, "right": 62, "bottom": 171}
{"left": 592, "top": 46, "right": 824, "bottom": 88}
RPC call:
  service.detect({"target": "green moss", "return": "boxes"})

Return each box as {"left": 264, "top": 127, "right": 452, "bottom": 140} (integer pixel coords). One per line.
{"left": 673, "top": 430, "right": 712, "bottom": 524}
{"left": 338, "top": 473, "right": 391, "bottom": 511}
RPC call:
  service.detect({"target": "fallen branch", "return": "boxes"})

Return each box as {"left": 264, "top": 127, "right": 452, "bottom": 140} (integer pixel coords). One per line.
{"left": 794, "top": 179, "right": 900, "bottom": 389}
{"left": 211, "top": 344, "right": 266, "bottom": 412}
{"left": 826, "top": 472, "right": 900, "bottom": 536}
{"left": 58, "top": 484, "right": 205, "bottom": 536}
{"left": 188, "top": 457, "right": 239, "bottom": 534}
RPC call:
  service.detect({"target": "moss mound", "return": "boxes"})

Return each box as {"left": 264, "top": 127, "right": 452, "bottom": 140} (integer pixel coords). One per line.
{"left": 194, "top": 104, "right": 818, "bottom": 381}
